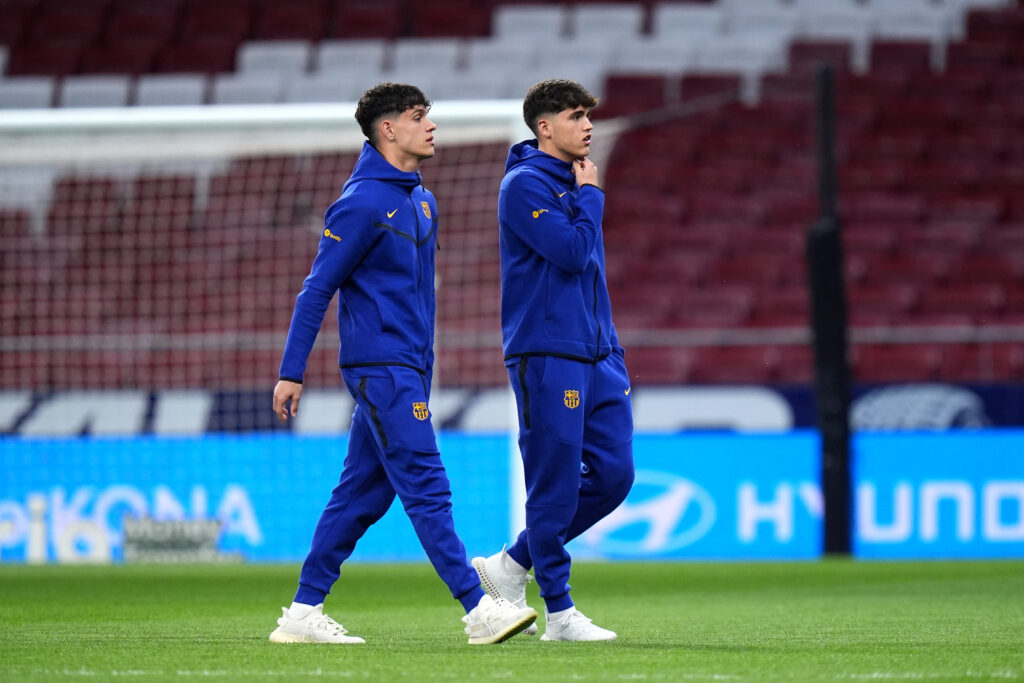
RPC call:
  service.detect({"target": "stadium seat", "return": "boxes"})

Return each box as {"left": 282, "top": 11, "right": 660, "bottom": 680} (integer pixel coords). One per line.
{"left": 156, "top": 38, "right": 239, "bottom": 75}
{"left": 179, "top": 4, "right": 253, "bottom": 43}
{"left": 26, "top": 6, "right": 105, "bottom": 47}
{"left": 103, "top": 4, "right": 181, "bottom": 47}
{"left": 4, "top": 43, "right": 81, "bottom": 77}
{"left": 611, "top": 39, "right": 696, "bottom": 76}
{"left": 862, "top": 254, "right": 951, "bottom": 287}
{"left": 492, "top": 4, "right": 568, "bottom": 44}
{"left": 538, "top": 39, "right": 617, "bottom": 76}
{"left": 427, "top": 71, "right": 515, "bottom": 100}
{"left": 592, "top": 73, "right": 667, "bottom": 117}
{"left": 252, "top": 2, "right": 328, "bottom": 41}
{"left": 283, "top": 73, "right": 366, "bottom": 103}
{"left": 777, "top": 344, "right": 814, "bottom": 384}
{"left": 79, "top": 43, "right": 159, "bottom": 76}
{"left": 667, "top": 286, "right": 755, "bottom": 328}
{"left": 679, "top": 73, "right": 742, "bottom": 100}
{"left": 58, "top": 75, "right": 131, "bottom": 108}
{"left": 939, "top": 342, "right": 1024, "bottom": 383}
{"left": 917, "top": 283, "right": 1006, "bottom": 320}
{"left": 0, "top": 5, "right": 32, "bottom": 47}
{"left": 786, "top": 40, "right": 854, "bottom": 75}
{"left": 707, "top": 255, "right": 786, "bottom": 288}
{"left": 410, "top": 0, "right": 491, "bottom": 38}
{"left": 848, "top": 283, "right": 919, "bottom": 324}
{"left": 0, "top": 77, "right": 55, "bottom": 108}
{"left": 0, "top": 208, "right": 30, "bottom": 237}
{"left": 623, "top": 346, "right": 696, "bottom": 384}
{"left": 726, "top": 0, "right": 801, "bottom": 44}
{"left": 569, "top": 3, "right": 646, "bottom": 41}
{"left": 211, "top": 73, "right": 284, "bottom": 104}
{"left": 134, "top": 73, "right": 208, "bottom": 106}
{"left": 748, "top": 286, "right": 810, "bottom": 328}
{"left": 329, "top": 0, "right": 404, "bottom": 40}
{"left": 689, "top": 345, "right": 781, "bottom": 384}
{"left": 867, "top": 0, "right": 953, "bottom": 45}
{"left": 314, "top": 39, "right": 387, "bottom": 75}
{"left": 796, "top": 3, "right": 873, "bottom": 71}
{"left": 236, "top": 41, "right": 312, "bottom": 75}
{"left": 854, "top": 344, "right": 942, "bottom": 383}
{"left": 650, "top": 3, "right": 725, "bottom": 44}
{"left": 868, "top": 40, "right": 934, "bottom": 78}
{"left": 391, "top": 38, "right": 462, "bottom": 72}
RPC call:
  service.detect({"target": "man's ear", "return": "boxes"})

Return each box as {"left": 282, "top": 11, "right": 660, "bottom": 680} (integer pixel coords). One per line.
{"left": 535, "top": 117, "right": 551, "bottom": 140}
{"left": 379, "top": 118, "right": 395, "bottom": 143}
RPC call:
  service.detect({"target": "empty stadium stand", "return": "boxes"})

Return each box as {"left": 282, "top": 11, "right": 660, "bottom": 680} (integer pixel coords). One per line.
{"left": 2, "top": 0, "right": 1023, "bottom": 388}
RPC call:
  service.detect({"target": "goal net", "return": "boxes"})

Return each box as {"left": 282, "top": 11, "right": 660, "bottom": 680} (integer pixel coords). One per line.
{"left": 0, "top": 102, "right": 532, "bottom": 425}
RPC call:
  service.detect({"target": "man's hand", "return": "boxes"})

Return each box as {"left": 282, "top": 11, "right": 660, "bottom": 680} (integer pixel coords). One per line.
{"left": 273, "top": 380, "right": 302, "bottom": 423}
{"left": 572, "top": 158, "right": 599, "bottom": 188}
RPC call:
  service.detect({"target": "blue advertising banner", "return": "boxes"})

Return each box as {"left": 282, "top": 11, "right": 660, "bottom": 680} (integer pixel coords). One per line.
{"left": 1, "top": 431, "right": 1022, "bottom": 563}
{"left": 854, "top": 431, "right": 1024, "bottom": 559}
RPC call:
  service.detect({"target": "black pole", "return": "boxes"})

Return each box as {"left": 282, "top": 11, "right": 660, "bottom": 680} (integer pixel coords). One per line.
{"left": 806, "top": 65, "right": 852, "bottom": 555}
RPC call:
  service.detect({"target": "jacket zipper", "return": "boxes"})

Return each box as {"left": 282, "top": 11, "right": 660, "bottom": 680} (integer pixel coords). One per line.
{"left": 410, "top": 194, "right": 430, "bottom": 360}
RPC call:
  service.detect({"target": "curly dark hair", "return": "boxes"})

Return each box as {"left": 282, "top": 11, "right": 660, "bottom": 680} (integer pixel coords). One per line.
{"left": 355, "top": 83, "right": 431, "bottom": 145}
{"left": 522, "top": 79, "right": 598, "bottom": 135}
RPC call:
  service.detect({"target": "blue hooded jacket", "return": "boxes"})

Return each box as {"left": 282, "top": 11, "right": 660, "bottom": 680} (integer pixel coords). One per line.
{"left": 279, "top": 141, "right": 438, "bottom": 382}
{"left": 498, "top": 139, "right": 621, "bottom": 362}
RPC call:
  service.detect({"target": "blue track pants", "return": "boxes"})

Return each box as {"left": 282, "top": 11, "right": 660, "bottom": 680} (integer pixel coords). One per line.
{"left": 294, "top": 365, "right": 485, "bottom": 612}
{"left": 505, "top": 352, "right": 635, "bottom": 613}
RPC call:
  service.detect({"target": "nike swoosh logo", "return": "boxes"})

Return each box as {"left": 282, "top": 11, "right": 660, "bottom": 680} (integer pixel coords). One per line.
{"left": 558, "top": 192, "right": 567, "bottom": 197}
{"left": 624, "top": 387, "right": 631, "bottom": 396}
{"left": 387, "top": 209, "right": 398, "bottom": 218}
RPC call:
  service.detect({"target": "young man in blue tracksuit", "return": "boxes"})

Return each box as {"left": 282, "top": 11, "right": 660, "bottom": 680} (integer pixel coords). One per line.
{"left": 473, "top": 79, "right": 635, "bottom": 642}
{"left": 269, "top": 83, "right": 536, "bottom": 645}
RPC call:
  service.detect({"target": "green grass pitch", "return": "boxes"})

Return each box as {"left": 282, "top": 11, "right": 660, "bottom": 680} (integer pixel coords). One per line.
{"left": 1, "top": 560, "right": 1022, "bottom": 681}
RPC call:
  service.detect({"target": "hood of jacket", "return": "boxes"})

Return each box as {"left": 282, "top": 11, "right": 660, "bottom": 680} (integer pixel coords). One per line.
{"left": 347, "top": 140, "right": 423, "bottom": 193}
{"left": 504, "top": 139, "right": 575, "bottom": 186}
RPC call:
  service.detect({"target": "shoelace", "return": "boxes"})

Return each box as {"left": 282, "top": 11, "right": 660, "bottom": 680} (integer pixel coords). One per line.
{"left": 510, "top": 573, "right": 533, "bottom": 609}
{"left": 556, "top": 609, "right": 593, "bottom": 628}
{"left": 311, "top": 613, "right": 349, "bottom": 635}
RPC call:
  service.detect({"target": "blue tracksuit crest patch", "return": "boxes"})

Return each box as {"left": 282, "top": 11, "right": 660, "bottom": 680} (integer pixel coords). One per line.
{"left": 497, "top": 139, "right": 621, "bottom": 362}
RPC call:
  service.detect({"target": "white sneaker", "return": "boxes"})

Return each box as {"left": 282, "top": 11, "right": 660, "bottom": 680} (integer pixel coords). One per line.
{"left": 462, "top": 594, "right": 538, "bottom": 645}
{"left": 472, "top": 546, "right": 539, "bottom": 635}
{"left": 540, "top": 608, "right": 617, "bottom": 642}
{"left": 269, "top": 603, "right": 366, "bottom": 644}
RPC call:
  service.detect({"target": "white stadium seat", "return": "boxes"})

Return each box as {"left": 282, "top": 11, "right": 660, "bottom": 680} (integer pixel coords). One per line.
{"left": 651, "top": 3, "right": 726, "bottom": 43}
{"left": 611, "top": 39, "right": 697, "bottom": 76}
{"left": 314, "top": 40, "right": 387, "bottom": 75}
{"left": 797, "top": 4, "right": 874, "bottom": 72}
{"left": 0, "top": 77, "right": 55, "bottom": 109}
{"left": 570, "top": 3, "right": 645, "bottom": 40}
{"left": 211, "top": 74, "right": 284, "bottom": 105}
{"left": 539, "top": 40, "right": 617, "bottom": 72}
{"left": 391, "top": 38, "right": 462, "bottom": 72}
{"left": 237, "top": 41, "right": 312, "bottom": 75}
{"left": 428, "top": 70, "right": 516, "bottom": 100}
{"left": 59, "top": 75, "right": 131, "bottom": 108}
{"left": 727, "top": 1, "right": 802, "bottom": 44}
{"left": 134, "top": 74, "right": 207, "bottom": 107}
{"left": 283, "top": 73, "right": 368, "bottom": 103}
{"left": 464, "top": 39, "right": 538, "bottom": 73}
{"left": 492, "top": 5, "right": 568, "bottom": 43}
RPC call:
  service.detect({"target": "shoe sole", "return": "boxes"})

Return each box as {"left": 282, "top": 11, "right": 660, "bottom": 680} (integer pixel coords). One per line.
{"left": 269, "top": 627, "right": 365, "bottom": 644}
{"left": 540, "top": 632, "right": 617, "bottom": 642}
{"left": 471, "top": 557, "right": 538, "bottom": 636}
{"left": 467, "top": 609, "right": 538, "bottom": 645}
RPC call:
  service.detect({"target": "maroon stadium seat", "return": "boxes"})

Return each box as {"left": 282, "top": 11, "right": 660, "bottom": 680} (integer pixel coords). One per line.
{"left": 854, "top": 344, "right": 942, "bottom": 383}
